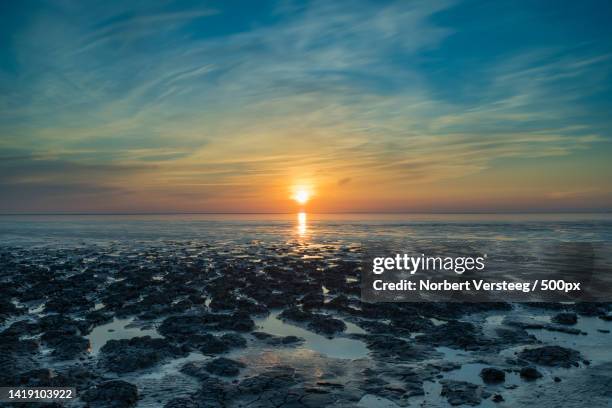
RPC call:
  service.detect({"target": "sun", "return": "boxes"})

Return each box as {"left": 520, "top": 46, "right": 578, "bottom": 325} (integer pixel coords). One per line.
{"left": 292, "top": 188, "right": 311, "bottom": 205}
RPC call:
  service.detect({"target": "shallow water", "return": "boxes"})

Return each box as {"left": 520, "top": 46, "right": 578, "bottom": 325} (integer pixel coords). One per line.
{"left": 254, "top": 310, "right": 369, "bottom": 360}
{"left": 86, "top": 317, "right": 162, "bottom": 354}
{"left": 2, "top": 213, "right": 612, "bottom": 407}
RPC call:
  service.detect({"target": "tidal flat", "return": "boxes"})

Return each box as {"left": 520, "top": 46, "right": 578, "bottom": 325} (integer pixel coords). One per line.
{"left": 1, "top": 214, "right": 611, "bottom": 407}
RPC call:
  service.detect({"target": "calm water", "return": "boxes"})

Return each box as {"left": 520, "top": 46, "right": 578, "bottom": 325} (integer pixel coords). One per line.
{"left": 1, "top": 213, "right": 611, "bottom": 246}
{"left": 2, "top": 213, "right": 612, "bottom": 407}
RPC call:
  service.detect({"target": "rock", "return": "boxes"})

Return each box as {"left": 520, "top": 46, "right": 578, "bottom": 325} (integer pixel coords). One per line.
{"left": 159, "top": 313, "right": 254, "bottom": 339}
{"left": 188, "top": 334, "right": 230, "bottom": 354}
{"left": 554, "top": 376, "right": 562, "bottom": 382}
{"left": 278, "top": 306, "right": 312, "bottom": 322}
{"left": 45, "top": 294, "right": 94, "bottom": 314}
{"left": 504, "top": 316, "right": 583, "bottom": 335}
{"left": 325, "top": 295, "right": 351, "bottom": 311}
{"left": 301, "top": 292, "right": 325, "bottom": 309}
{"left": 492, "top": 394, "right": 504, "bottom": 403}
{"left": 575, "top": 302, "right": 608, "bottom": 317}
{"left": 180, "top": 361, "right": 211, "bottom": 380}
{"left": 552, "top": 312, "right": 578, "bottom": 325}
{"left": 191, "top": 376, "right": 227, "bottom": 407}
{"left": 495, "top": 327, "right": 538, "bottom": 345}
{"left": 220, "top": 333, "right": 247, "bottom": 348}
{"left": 0, "top": 299, "right": 22, "bottom": 320}
{"left": 519, "top": 366, "right": 543, "bottom": 380}
{"left": 50, "top": 335, "right": 90, "bottom": 360}
{"left": 11, "top": 369, "right": 58, "bottom": 387}
{"left": 278, "top": 307, "right": 346, "bottom": 337}
{"left": 518, "top": 346, "right": 581, "bottom": 368}
{"left": 480, "top": 368, "right": 505, "bottom": 384}
{"left": 0, "top": 334, "right": 40, "bottom": 384}
{"left": 100, "top": 336, "right": 185, "bottom": 373}
{"left": 81, "top": 380, "right": 138, "bottom": 408}
{"left": 440, "top": 380, "right": 483, "bottom": 406}
{"left": 307, "top": 315, "right": 346, "bottom": 337}
{"left": 158, "top": 315, "right": 210, "bottom": 339}
{"left": 252, "top": 331, "right": 303, "bottom": 346}
{"left": 2, "top": 321, "right": 42, "bottom": 337}
{"left": 159, "top": 315, "right": 247, "bottom": 353}
{"left": 204, "top": 357, "right": 245, "bottom": 377}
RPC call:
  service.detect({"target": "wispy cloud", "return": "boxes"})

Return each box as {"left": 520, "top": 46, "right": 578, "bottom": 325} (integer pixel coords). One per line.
{"left": 0, "top": 0, "right": 611, "bottom": 212}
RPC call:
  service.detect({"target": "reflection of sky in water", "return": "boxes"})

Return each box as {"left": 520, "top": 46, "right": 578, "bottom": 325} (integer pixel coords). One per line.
{"left": 254, "top": 310, "right": 368, "bottom": 360}
{"left": 86, "top": 317, "right": 161, "bottom": 354}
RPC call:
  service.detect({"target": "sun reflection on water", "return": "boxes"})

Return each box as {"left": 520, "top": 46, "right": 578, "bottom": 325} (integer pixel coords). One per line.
{"left": 297, "top": 212, "right": 307, "bottom": 236}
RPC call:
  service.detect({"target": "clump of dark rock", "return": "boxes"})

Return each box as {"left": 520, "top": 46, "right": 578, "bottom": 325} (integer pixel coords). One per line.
{"left": 440, "top": 380, "right": 483, "bottom": 406}
{"left": 278, "top": 306, "right": 312, "bottom": 322}
{"left": 518, "top": 346, "right": 581, "bottom": 368}
{"left": 301, "top": 292, "right": 324, "bottom": 309}
{"left": 39, "top": 314, "right": 91, "bottom": 335}
{"left": 204, "top": 357, "right": 246, "bottom": 377}
{"left": 220, "top": 333, "right": 247, "bottom": 348}
{"left": 159, "top": 312, "right": 254, "bottom": 339}
{"left": 575, "top": 302, "right": 608, "bottom": 317}
{"left": 324, "top": 295, "right": 352, "bottom": 311}
{"left": 10, "top": 369, "right": 64, "bottom": 387}
{"left": 480, "top": 367, "right": 505, "bottom": 384}
{"left": 552, "top": 312, "right": 578, "bottom": 325}
{"left": 85, "top": 309, "right": 115, "bottom": 326}
{"left": 100, "top": 336, "right": 186, "bottom": 372}
{"left": 0, "top": 334, "right": 40, "bottom": 384}
{"left": 40, "top": 324, "right": 90, "bottom": 360}
{"left": 190, "top": 376, "right": 228, "bottom": 407}
{"left": 391, "top": 315, "right": 435, "bottom": 332}
{"left": 82, "top": 380, "right": 138, "bottom": 408}
{"left": 252, "top": 331, "right": 303, "bottom": 345}
{"left": 44, "top": 293, "right": 94, "bottom": 314}
{"left": 495, "top": 327, "right": 538, "bottom": 345}
{"left": 356, "top": 320, "right": 411, "bottom": 337}
{"left": 50, "top": 335, "right": 90, "bottom": 360}
{"left": 307, "top": 315, "right": 346, "bottom": 337}
{"left": 519, "top": 366, "right": 543, "bottom": 380}
{"left": 2, "top": 320, "right": 42, "bottom": 337}
{"left": 278, "top": 307, "right": 346, "bottom": 337}
{"left": 504, "top": 316, "right": 583, "bottom": 335}
{"left": 180, "top": 361, "right": 211, "bottom": 380}
{"left": 492, "top": 394, "right": 504, "bottom": 403}
{"left": 361, "top": 366, "right": 424, "bottom": 403}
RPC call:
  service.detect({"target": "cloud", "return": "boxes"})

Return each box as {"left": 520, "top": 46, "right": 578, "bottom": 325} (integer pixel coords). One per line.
{"left": 337, "top": 177, "right": 351, "bottom": 186}
{"left": 0, "top": 0, "right": 610, "bottom": 211}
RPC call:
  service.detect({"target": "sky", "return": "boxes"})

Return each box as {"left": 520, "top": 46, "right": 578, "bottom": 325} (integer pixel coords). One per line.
{"left": 1, "top": 0, "right": 611, "bottom": 213}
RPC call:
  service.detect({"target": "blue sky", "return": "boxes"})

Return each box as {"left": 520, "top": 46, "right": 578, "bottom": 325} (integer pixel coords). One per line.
{"left": 0, "top": 0, "right": 611, "bottom": 212}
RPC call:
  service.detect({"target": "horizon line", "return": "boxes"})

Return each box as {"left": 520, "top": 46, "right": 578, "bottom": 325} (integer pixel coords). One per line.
{"left": 0, "top": 210, "right": 611, "bottom": 216}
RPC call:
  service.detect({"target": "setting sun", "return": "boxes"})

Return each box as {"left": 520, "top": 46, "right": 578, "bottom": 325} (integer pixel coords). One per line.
{"left": 293, "top": 189, "right": 310, "bottom": 205}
